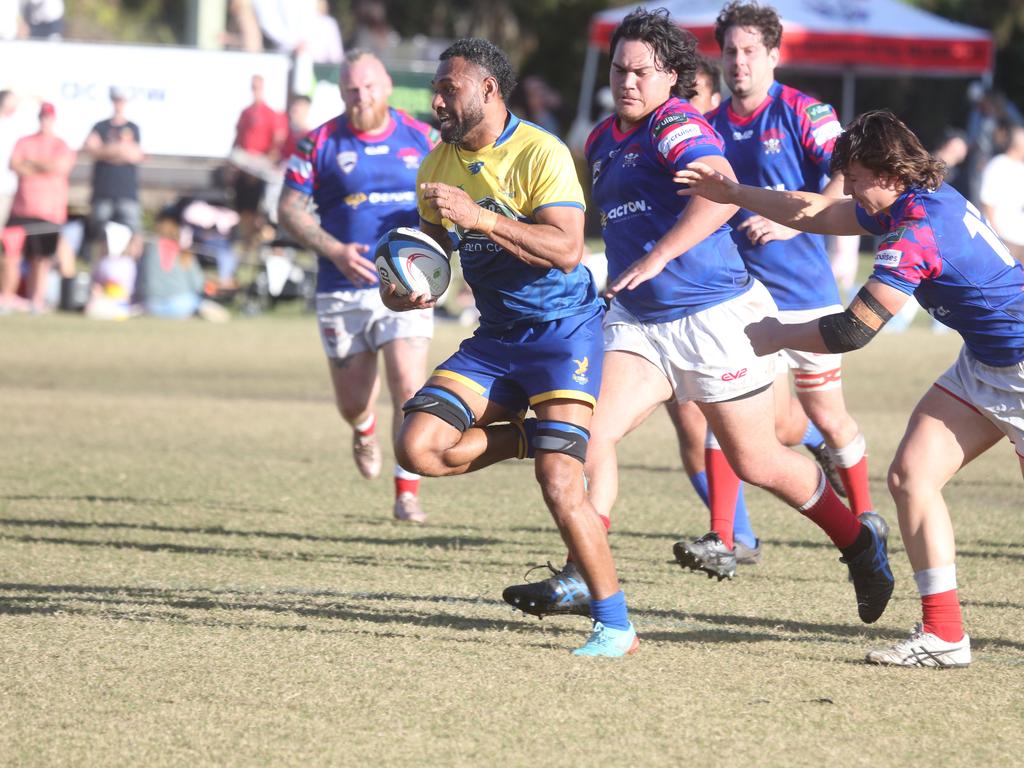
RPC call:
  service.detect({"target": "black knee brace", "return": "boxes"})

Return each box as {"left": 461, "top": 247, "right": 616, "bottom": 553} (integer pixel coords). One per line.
{"left": 534, "top": 419, "right": 590, "bottom": 463}
{"left": 402, "top": 386, "right": 475, "bottom": 432}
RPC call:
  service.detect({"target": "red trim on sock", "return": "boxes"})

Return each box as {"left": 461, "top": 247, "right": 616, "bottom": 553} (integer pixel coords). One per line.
{"left": 395, "top": 477, "right": 419, "bottom": 496}
{"left": 799, "top": 480, "right": 861, "bottom": 549}
{"left": 356, "top": 414, "right": 377, "bottom": 437}
{"left": 922, "top": 590, "right": 964, "bottom": 643}
{"left": 598, "top": 514, "right": 611, "bottom": 531}
{"left": 706, "top": 447, "right": 738, "bottom": 550}
{"left": 839, "top": 456, "right": 874, "bottom": 516}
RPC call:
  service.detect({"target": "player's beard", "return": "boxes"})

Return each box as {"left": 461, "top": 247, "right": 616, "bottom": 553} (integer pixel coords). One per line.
{"left": 440, "top": 95, "right": 485, "bottom": 146}
{"left": 348, "top": 101, "right": 389, "bottom": 133}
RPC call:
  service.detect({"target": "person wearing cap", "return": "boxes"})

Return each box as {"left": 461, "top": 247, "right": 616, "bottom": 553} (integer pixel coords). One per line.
{"left": 83, "top": 85, "right": 144, "bottom": 251}
{"left": 1, "top": 101, "right": 75, "bottom": 313}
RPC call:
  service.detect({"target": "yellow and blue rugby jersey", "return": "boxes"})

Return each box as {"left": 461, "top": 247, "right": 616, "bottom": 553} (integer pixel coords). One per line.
{"left": 418, "top": 112, "right": 600, "bottom": 328}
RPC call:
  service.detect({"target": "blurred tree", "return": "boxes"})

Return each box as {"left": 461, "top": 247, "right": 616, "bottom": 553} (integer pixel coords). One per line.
{"left": 65, "top": 0, "right": 185, "bottom": 44}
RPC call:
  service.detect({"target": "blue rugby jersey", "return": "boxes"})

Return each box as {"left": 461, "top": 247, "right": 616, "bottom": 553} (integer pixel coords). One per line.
{"left": 586, "top": 97, "right": 750, "bottom": 323}
{"left": 417, "top": 112, "right": 600, "bottom": 329}
{"left": 284, "top": 108, "right": 437, "bottom": 293}
{"left": 857, "top": 183, "right": 1024, "bottom": 366}
{"left": 708, "top": 81, "right": 843, "bottom": 310}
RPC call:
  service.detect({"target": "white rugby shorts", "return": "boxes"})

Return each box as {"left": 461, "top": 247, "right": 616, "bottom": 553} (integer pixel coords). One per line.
{"left": 316, "top": 289, "right": 433, "bottom": 360}
{"left": 604, "top": 280, "right": 778, "bottom": 403}
{"left": 934, "top": 344, "right": 1024, "bottom": 456}
{"left": 775, "top": 304, "right": 844, "bottom": 391}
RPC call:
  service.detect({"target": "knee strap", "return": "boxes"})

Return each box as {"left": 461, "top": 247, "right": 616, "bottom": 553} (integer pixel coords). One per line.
{"left": 402, "top": 386, "right": 475, "bottom": 432}
{"left": 534, "top": 419, "right": 590, "bottom": 463}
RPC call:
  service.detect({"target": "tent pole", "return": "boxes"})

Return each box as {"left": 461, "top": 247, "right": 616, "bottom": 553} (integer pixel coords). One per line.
{"left": 841, "top": 68, "right": 856, "bottom": 124}
{"left": 569, "top": 44, "right": 601, "bottom": 153}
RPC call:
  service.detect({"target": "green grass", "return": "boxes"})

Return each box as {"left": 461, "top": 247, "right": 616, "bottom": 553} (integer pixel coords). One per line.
{"left": 1, "top": 312, "right": 1021, "bottom": 767}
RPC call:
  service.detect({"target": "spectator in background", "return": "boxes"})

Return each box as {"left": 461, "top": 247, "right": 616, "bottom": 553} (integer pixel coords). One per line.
{"left": 309, "top": 0, "right": 343, "bottom": 64}
{"left": 1, "top": 101, "right": 74, "bottom": 313}
{"left": 139, "top": 207, "right": 229, "bottom": 322}
{"left": 83, "top": 86, "right": 144, "bottom": 250}
{"left": 349, "top": 0, "right": 399, "bottom": 58}
{"left": 518, "top": 76, "right": 562, "bottom": 136}
{"left": 84, "top": 221, "right": 137, "bottom": 321}
{"left": 979, "top": 123, "right": 1024, "bottom": 264}
{"left": 19, "top": 0, "right": 62, "bottom": 39}
{"left": 229, "top": 74, "right": 287, "bottom": 246}
{"left": 933, "top": 127, "right": 969, "bottom": 194}
{"left": 689, "top": 55, "right": 721, "bottom": 114}
{"left": 0, "top": 90, "right": 19, "bottom": 230}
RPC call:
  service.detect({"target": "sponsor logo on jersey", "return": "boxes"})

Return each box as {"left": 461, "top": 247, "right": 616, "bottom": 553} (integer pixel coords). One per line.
{"left": 623, "top": 144, "right": 642, "bottom": 167}
{"left": 657, "top": 123, "right": 703, "bottom": 157}
{"left": 881, "top": 226, "right": 907, "bottom": 245}
{"left": 368, "top": 191, "right": 416, "bottom": 204}
{"left": 592, "top": 159, "right": 603, "bottom": 183}
{"left": 875, "top": 248, "right": 903, "bottom": 268}
{"left": 344, "top": 192, "right": 367, "bottom": 208}
{"left": 296, "top": 137, "right": 314, "bottom": 154}
{"left": 732, "top": 129, "right": 754, "bottom": 141}
{"left": 652, "top": 112, "right": 689, "bottom": 138}
{"left": 602, "top": 199, "right": 650, "bottom": 227}
{"left": 454, "top": 196, "right": 517, "bottom": 245}
{"left": 398, "top": 147, "right": 422, "bottom": 170}
{"left": 805, "top": 103, "right": 834, "bottom": 123}
{"left": 467, "top": 160, "right": 485, "bottom": 175}
{"left": 812, "top": 120, "right": 843, "bottom": 146}
{"left": 337, "top": 151, "right": 357, "bottom": 173}
{"left": 760, "top": 128, "right": 786, "bottom": 155}
{"left": 364, "top": 144, "right": 389, "bottom": 156}
{"left": 572, "top": 356, "right": 589, "bottom": 385}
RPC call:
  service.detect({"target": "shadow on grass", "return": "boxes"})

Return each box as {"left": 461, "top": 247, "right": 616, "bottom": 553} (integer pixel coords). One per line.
{"left": 1, "top": 493, "right": 290, "bottom": 515}
{"left": 0, "top": 516, "right": 504, "bottom": 551}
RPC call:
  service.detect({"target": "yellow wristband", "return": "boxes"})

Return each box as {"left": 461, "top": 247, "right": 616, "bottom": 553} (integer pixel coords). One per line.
{"left": 474, "top": 207, "right": 499, "bottom": 235}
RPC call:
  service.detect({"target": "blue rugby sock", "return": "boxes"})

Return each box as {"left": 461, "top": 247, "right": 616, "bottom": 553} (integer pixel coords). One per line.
{"left": 802, "top": 421, "right": 825, "bottom": 449}
{"left": 732, "top": 485, "right": 757, "bottom": 549}
{"left": 689, "top": 471, "right": 710, "bottom": 506}
{"left": 590, "top": 590, "right": 630, "bottom": 630}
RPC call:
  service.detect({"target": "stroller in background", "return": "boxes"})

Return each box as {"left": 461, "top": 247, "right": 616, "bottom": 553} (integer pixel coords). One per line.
{"left": 172, "top": 194, "right": 316, "bottom": 315}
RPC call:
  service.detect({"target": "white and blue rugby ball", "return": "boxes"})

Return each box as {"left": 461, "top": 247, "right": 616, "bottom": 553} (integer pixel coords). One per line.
{"left": 374, "top": 227, "right": 451, "bottom": 299}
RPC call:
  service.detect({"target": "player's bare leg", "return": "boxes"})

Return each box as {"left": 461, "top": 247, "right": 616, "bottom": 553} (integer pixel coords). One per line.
{"left": 869, "top": 386, "right": 1003, "bottom": 667}
{"left": 395, "top": 376, "right": 522, "bottom": 477}
{"left": 381, "top": 337, "right": 431, "bottom": 521}
{"left": 772, "top": 372, "right": 810, "bottom": 446}
{"left": 668, "top": 398, "right": 760, "bottom": 562}
{"left": 798, "top": 383, "right": 876, "bottom": 517}
{"left": 328, "top": 351, "right": 383, "bottom": 479}
{"left": 586, "top": 350, "right": 672, "bottom": 520}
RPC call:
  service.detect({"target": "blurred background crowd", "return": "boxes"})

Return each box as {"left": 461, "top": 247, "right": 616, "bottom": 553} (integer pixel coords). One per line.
{"left": 1, "top": 0, "right": 1024, "bottom": 321}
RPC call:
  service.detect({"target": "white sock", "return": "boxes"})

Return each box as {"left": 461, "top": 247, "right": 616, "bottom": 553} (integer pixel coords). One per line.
{"left": 829, "top": 432, "right": 866, "bottom": 469}
{"left": 913, "top": 564, "right": 957, "bottom": 596}
{"left": 394, "top": 465, "right": 420, "bottom": 481}
{"left": 353, "top": 413, "right": 375, "bottom": 434}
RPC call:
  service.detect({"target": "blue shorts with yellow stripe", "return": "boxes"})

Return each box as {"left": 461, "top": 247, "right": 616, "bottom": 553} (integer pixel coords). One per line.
{"left": 434, "top": 305, "right": 604, "bottom": 413}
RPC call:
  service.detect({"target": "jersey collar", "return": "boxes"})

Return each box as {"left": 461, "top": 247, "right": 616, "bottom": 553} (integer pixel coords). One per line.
{"left": 726, "top": 81, "right": 781, "bottom": 127}
{"left": 348, "top": 108, "right": 397, "bottom": 142}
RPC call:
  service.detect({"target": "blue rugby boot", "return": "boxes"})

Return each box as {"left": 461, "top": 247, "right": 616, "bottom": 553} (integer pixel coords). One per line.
{"left": 502, "top": 561, "right": 591, "bottom": 618}
{"left": 841, "top": 521, "right": 895, "bottom": 624}
{"left": 572, "top": 621, "right": 639, "bottom": 657}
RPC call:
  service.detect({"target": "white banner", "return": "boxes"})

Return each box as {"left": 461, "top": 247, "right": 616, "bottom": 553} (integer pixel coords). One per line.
{"left": 0, "top": 40, "right": 290, "bottom": 158}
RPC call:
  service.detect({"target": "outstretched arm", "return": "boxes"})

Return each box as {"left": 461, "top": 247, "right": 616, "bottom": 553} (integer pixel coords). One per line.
{"left": 675, "top": 161, "right": 867, "bottom": 236}
{"left": 746, "top": 278, "right": 910, "bottom": 356}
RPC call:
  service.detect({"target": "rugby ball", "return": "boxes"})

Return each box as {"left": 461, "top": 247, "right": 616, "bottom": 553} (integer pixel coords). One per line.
{"left": 374, "top": 227, "right": 451, "bottom": 299}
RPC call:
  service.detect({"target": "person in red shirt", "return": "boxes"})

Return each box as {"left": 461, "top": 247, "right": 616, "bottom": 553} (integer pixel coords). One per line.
{"left": 1, "top": 102, "right": 76, "bottom": 313}
{"left": 228, "top": 74, "right": 287, "bottom": 246}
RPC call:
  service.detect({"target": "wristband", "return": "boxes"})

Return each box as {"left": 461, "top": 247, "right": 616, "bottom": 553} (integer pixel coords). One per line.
{"left": 474, "top": 207, "right": 499, "bottom": 235}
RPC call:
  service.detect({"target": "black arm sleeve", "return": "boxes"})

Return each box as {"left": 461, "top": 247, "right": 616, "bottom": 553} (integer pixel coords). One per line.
{"left": 817, "top": 286, "right": 894, "bottom": 353}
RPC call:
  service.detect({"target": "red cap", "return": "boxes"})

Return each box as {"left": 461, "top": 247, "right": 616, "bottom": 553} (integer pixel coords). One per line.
{"left": 39, "top": 102, "right": 56, "bottom": 118}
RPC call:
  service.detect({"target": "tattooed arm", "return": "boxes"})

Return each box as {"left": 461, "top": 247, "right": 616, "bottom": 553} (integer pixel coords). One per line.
{"left": 278, "top": 186, "right": 378, "bottom": 287}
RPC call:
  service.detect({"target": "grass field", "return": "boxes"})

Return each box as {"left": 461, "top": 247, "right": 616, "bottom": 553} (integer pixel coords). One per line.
{"left": 1, "top": 310, "right": 1021, "bottom": 767}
